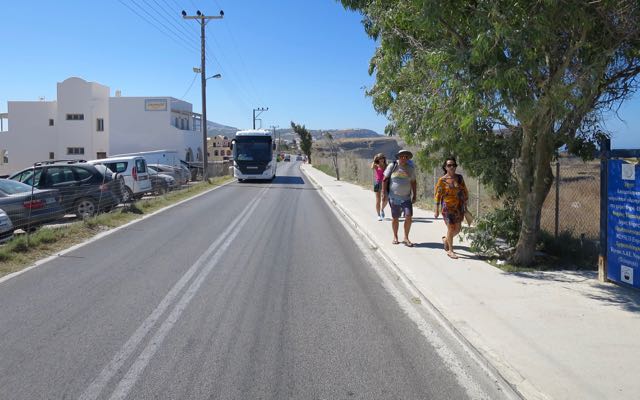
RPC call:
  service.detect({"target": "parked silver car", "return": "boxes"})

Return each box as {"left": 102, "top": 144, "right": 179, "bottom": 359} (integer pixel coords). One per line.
{"left": 148, "top": 164, "right": 188, "bottom": 185}
{"left": 147, "top": 166, "right": 177, "bottom": 195}
{"left": 0, "top": 179, "right": 65, "bottom": 230}
{"left": 0, "top": 208, "right": 14, "bottom": 243}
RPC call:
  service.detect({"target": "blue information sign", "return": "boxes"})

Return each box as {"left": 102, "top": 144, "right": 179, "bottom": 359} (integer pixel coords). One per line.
{"left": 607, "top": 159, "right": 640, "bottom": 288}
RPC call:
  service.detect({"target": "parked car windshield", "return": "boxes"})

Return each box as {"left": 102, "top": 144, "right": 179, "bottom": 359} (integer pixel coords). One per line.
{"left": 92, "top": 164, "right": 114, "bottom": 180}
{"left": 0, "top": 179, "right": 39, "bottom": 195}
{"left": 11, "top": 168, "right": 42, "bottom": 186}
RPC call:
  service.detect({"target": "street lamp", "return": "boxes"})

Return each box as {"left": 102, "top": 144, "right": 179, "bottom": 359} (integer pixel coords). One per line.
{"left": 193, "top": 68, "right": 221, "bottom": 81}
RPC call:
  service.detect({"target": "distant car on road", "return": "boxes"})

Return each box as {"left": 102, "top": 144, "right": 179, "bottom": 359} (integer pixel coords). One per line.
{"left": 284, "top": 154, "right": 291, "bottom": 162}
{"left": 296, "top": 155, "right": 303, "bottom": 161}
{"left": 0, "top": 179, "right": 65, "bottom": 230}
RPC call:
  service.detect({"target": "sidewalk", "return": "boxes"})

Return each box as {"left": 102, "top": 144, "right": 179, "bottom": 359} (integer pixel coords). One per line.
{"left": 301, "top": 164, "right": 640, "bottom": 400}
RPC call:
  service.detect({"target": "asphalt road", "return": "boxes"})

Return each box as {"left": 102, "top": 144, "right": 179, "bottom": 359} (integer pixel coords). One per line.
{"left": 0, "top": 161, "right": 504, "bottom": 399}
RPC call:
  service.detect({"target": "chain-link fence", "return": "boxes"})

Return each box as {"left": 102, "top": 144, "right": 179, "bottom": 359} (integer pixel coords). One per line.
{"left": 540, "top": 158, "right": 600, "bottom": 241}
{"left": 312, "top": 153, "right": 492, "bottom": 218}
{"left": 313, "top": 152, "right": 601, "bottom": 243}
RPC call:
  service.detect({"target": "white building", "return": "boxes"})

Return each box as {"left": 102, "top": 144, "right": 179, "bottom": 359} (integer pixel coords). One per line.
{"left": 0, "top": 77, "right": 203, "bottom": 175}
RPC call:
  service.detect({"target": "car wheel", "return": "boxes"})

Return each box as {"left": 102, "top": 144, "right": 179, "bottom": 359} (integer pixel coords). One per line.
{"left": 156, "top": 184, "right": 167, "bottom": 195}
{"left": 122, "top": 187, "right": 134, "bottom": 203}
{"left": 238, "top": 178, "right": 244, "bottom": 182}
{"left": 76, "top": 197, "right": 97, "bottom": 218}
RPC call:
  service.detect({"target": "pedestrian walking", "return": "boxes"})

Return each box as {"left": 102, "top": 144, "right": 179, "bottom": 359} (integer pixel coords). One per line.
{"left": 382, "top": 149, "right": 417, "bottom": 247}
{"left": 434, "top": 157, "right": 468, "bottom": 259}
{"left": 371, "top": 153, "right": 388, "bottom": 221}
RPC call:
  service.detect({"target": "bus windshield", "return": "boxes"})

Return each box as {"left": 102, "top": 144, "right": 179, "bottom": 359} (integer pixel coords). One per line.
{"left": 234, "top": 137, "right": 272, "bottom": 162}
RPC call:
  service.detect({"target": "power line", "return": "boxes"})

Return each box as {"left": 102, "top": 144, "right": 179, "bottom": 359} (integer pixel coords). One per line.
{"left": 180, "top": 72, "right": 199, "bottom": 100}
{"left": 118, "top": 0, "right": 194, "bottom": 50}
{"left": 143, "top": 0, "right": 197, "bottom": 42}
{"left": 128, "top": 0, "right": 197, "bottom": 50}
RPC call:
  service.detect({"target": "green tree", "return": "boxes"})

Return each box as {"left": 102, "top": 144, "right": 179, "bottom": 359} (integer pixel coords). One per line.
{"left": 340, "top": 0, "right": 640, "bottom": 265}
{"left": 324, "top": 132, "right": 340, "bottom": 180}
{"left": 291, "top": 121, "right": 313, "bottom": 164}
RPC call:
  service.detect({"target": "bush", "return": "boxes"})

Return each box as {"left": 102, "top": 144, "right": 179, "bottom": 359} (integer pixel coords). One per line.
{"left": 464, "top": 198, "right": 521, "bottom": 256}
{"left": 538, "top": 231, "right": 598, "bottom": 269}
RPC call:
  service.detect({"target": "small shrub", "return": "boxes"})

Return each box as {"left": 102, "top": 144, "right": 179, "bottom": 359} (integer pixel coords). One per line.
{"left": 0, "top": 250, "right": 12, "bottom": 262}
{"left": 538, "top": 231, "right": 598, "bottom": 269}
{"left": 34, "top": 229, "right": 59, "bottom": 244}
{"left": 464, "top": 197, "right": 521, "bottom": 256}
{"left": 10, "top": 237, "right": 30, "bottom": 253}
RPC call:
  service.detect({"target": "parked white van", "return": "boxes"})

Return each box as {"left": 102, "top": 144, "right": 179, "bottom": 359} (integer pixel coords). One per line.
{"left": 87, "top": 156, "right": 152, "bottom": 202}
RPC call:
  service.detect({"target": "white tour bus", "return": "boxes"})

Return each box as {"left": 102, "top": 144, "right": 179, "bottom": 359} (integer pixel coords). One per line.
{"left": 231, "top": 129, "right": 277, "bottom": 182}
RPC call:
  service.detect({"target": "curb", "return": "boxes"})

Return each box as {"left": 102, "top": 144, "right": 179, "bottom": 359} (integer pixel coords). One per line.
{"left": 301, "top": 165, "right": 525, "bottom": 400}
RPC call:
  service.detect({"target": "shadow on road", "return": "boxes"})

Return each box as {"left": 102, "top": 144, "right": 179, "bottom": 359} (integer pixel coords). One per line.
{"left": 272, "top": 176, "right": 305, "bottom": 185}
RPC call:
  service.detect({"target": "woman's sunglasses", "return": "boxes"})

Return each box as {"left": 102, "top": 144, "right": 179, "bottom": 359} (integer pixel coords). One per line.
{"left": 446, "top": 163, "right": 457, "bottom": 167}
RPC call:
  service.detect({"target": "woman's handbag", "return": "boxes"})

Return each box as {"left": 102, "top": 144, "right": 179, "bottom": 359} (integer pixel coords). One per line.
{"left": 464, "top": 209, "right": 474, "bottom": 226}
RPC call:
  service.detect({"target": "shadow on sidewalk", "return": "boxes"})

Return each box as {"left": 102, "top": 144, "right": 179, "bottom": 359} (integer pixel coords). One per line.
{"left": 409, "top": 217, "right": 434, "bottom": 224}
{"left": 512, "top": 271, "right": 640, "bottom": 314}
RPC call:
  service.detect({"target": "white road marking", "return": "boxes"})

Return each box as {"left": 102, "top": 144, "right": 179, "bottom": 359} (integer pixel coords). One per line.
{"left": 79, "top": 187, "right": 268, "bottom": 400}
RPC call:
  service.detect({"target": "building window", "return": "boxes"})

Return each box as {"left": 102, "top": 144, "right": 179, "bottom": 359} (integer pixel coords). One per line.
{"left": 66, "top": 147, "right": 85, "bottom": 155}
{"left": 96, "top": 118, "right": 104, "bottom": 131}
{"left": 66, "top": 114, "right": 84, "bottom": 121}
{"left": 49, "top": 119, "right": 54, "bottom": 126}
{"left": 175, "top": 117, "right": 179, "bottom": 128}
{"left": 2, "top": 150, "right": 7, "bottom": 164}
{"left": 214, "top": 150, "right": 219, "bottom": 156}
{"left": 49, "top": 152, "right": 55, "bottom": 160}
{"left": 96, "top": 152, "right": 107, "bottom": 159}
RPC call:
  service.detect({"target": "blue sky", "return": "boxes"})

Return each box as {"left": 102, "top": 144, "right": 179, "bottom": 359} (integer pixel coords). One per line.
{"left": 0, "top": 0, "right": 638, "bottom": 149}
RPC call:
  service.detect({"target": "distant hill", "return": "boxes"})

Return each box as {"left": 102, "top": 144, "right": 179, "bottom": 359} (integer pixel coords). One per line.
{"left": 313, "top": 136, "right": 402, "bottom": 160}
{"left": 206, "top": 123, "right": 381, "bottom": 141}
{"left": 206, "top": 121, "right": 238, "bottom": 138}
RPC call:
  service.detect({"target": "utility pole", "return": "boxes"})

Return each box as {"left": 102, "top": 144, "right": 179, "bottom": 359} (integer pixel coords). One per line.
{"left": 269, "top": 124, "right": 279, "bottom": 152}
{"left": 253, "top": 107, "right": 268, "bottom": 129}
{"left": 182, "top": 9, "right": 223, "bottom": 181}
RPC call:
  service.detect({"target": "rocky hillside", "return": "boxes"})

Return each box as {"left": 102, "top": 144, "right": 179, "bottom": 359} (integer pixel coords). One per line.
{"left": 313, "top": 136, "right": 403, "bottom": 161}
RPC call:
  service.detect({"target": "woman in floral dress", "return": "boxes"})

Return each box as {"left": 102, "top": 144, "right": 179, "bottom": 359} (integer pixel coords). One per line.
{"left": 434, "top": 157, "right": 468, "bottom": 259}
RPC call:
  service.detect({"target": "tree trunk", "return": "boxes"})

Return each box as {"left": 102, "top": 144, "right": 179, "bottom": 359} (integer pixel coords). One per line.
{"left": 512, "top": 122, "right": 554, "bottom": 266}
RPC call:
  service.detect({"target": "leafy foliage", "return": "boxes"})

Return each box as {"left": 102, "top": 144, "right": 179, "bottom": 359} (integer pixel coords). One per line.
{"left": 464, "top": 197, "right": 521, "bottom": 257}
{"left": 339, "top": 0, "right": 640, "bottom": 265}
{"left": 291, "top": 121, "right": 313, "bottom": 163}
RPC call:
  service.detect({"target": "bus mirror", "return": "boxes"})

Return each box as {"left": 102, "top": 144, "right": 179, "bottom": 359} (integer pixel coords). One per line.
{"left": 229, "top": 140, "right": 234, "bottom": 150}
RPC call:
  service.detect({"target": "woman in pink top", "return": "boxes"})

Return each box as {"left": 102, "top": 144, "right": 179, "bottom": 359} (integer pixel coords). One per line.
{"left": 371, "top": 153, "right": 388, "bottom": 221}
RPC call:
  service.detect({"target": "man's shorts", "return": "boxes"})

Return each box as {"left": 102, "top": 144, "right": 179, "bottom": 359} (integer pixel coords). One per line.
{"left": 389, "top": 198, "right": 413, "bottom": 219}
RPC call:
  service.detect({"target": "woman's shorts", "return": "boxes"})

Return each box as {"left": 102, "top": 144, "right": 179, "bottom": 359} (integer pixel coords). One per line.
{"left": 373, "top": 182, "right": 381, "bottom": 192}
{"left": 390, "top": 198, "right": 413, "bottom": 219}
